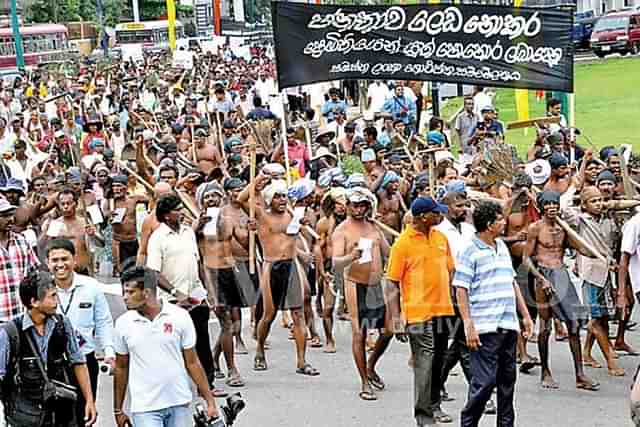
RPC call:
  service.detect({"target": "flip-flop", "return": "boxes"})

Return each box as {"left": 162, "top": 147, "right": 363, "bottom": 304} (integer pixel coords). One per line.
{"left": 296, "top": 363, "right": 320, "bottom": 376}
{"left": 435, "top": 413, "right": 453, "bottom": 423}
{"left": 582, "top": 359, "right": 603, "bottom": 368}
{"left": 608, "top": 367, "right": 625, "bottom": 376}
{"left": 520, "top": 361, "right": 536, "bottom": 373}
{"left": 576, "top": 380, "right": 600, "bottom": 391}
{"left": 358, "top": 390, "right": 377, "bottom": 401}
{"left": 541, "top": 379, "right": 559, "bottom": 390}
{"left": 368, "top": 373, "right": 385, "bottom": 391}
{"left": 213, "top": 367, "right": 225, "bottom": 379}
{"left": 626, "top": 321, "right": 638, "bottom": 331}
{"left": 253, "top": 356, "right": 268, "bottom": 371}
{"left": 226, "top": 375, "right": 245, "bottom": 387}
{"left": 310, "top": 336, "right": 323, "bottom": 348}
{"left": 211, "top": 388, "right": 228, "bottom": 398}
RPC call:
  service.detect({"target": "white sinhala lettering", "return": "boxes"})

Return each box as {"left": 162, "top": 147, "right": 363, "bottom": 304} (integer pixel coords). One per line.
{"left": 307, "top": 7, "right": 406, "bottom": 33}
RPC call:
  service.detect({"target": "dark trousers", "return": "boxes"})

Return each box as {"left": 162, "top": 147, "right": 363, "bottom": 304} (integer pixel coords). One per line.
{"left": 429, "top": 316, "right": 451, "bottom": 411}
{"left": 190, "top": 304, "right": 215, "bottom": 381}
{"left": 407, "top": 320, "right": 435, "bottom": 425}
{"left": 441, "top": 316, "right": 472, "bottom": 386}
{"left": 75, "top": 352, "right": 99, "bottom": 425}
{"left": 461, "top": 330, "right": 518, "bottom": 427}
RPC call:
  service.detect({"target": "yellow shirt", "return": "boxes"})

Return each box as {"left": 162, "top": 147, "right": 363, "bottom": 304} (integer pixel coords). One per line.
{"left": 386, "top": 224, "right": 454, "bottom": 324}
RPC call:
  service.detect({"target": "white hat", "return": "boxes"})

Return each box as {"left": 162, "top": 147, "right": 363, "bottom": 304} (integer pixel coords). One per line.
{"left": 54, "top": 130, "right": 65, "bottom": 138}
{"left": 525, "top": 159, "right": 551, "bottom": 185}
{"left": 312, "top": 146, "right": 336, "bottom": 161}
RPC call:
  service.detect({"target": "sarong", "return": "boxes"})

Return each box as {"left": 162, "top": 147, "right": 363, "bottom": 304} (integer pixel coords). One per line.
{"left": 539, "top": 266, "right": 589, "bottom": 326}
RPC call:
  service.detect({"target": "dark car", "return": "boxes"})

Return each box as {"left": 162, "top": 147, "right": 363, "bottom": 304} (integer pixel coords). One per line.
{"left": 590, "top": 10, "right": 640, "bottom": 57}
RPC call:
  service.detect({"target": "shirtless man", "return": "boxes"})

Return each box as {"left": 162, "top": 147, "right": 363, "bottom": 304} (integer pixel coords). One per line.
{"left": 544, "top": 152, "right": 576, "bottom": 195}
{"left": 237, "top": 176, "right": 319, "bottom": 376}
{"left": 195, "top": 181, "right": 246, "bottom": 388}
{"left": 376, "top": 171, "right": 404, "bottom": 233}
{"left": 136, "top": 182, "right": 172, "bottom": 265}
{"left": 42, "top": 188, "right": 101, "bottom": 274}
{"left": 1, "top": 177, "right": 55, "bottom": 235}
{"left": 503, "top": 172, "right": 539, "bottom": 370}
{"left": 187, "top": 128, "right": 223, "bottom": 176}
{"left": 524, "top": 191, "right": 600, "bottom": 391}
{"left": 222, "top": 177, "right": 255, "bottom": 354}
{"left": 103, "top": 175, "right": 148, "bottom": 274}
{"left": 315, "top": 188, "right": 347, "bottom": 353}
{"left": 332, "top": 186, "right": 392, "bottom": 401}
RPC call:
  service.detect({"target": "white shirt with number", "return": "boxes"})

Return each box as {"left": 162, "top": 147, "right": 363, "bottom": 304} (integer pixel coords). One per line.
{"left": 114, "top": 302, "right": 196, "bottom": 413}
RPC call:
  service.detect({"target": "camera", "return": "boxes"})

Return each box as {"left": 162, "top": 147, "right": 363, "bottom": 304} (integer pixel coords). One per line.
{"left": 194, "top": 393, "right": 245, "bottom": 427}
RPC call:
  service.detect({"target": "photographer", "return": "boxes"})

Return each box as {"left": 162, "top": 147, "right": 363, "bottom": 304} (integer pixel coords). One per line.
{"left": 469, "top": 105, "right": 504, "bottom": 146}
{"left": 113, "top": 266, "right": 221, "bottom": 427}
{"left": 0, "top": 269, "right": 97, "bottom": 427}
{"left": 382, "top": 84, "right": 416, "bottom": 135}
{"left": 321, "top": 88, "right": 348, "bottom": 123}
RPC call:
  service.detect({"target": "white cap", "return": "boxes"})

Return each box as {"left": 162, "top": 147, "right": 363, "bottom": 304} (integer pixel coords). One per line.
{"left": 525, "top": 159, "right": 551, "bottom": 185}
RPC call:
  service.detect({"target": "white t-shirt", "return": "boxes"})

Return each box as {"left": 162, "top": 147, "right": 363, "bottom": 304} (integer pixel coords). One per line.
{"left": 114, "top": 302, "right": 196, "bottom": 413}
{"left": 367, "top": 82, "right": 390, "bottom": 113}
{"left": 621, "top": 213, "right": 640, "bottom": 293}
{"left": 473, "top": 91, "right": 493, "bottom": 117}
{"left": 435, "top": 218, "right": 476, "bottom": 262}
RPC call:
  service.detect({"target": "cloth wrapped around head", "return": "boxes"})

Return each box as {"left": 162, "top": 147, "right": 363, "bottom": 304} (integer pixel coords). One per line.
{"left": 580, "top": 186, "right": 601, "bottom": 205}
{"left": 262, "top": 179, "right": 288, "bottom": 206}
{"left": 196, "top": 181, "right": 224, "bottom": 209}
{"left": 263, "top": 163, "right": 286, "bottom": 179}
{"left": 323, "top": 187, "right": 347, "bottom": 205}
{"left": 345, "top": 173, "right": 366, "bottom": 189}
{"left": 288, "top": 178, "right": 315, "bottom": 202}
{"left": 381, "top": 171, "right": 400, "bottom": 189}
{"left": 536, "top": 190, "right": 561, "bottom": 213}
{"left": 346, "top": 186, "right": 378, "bottom": 213}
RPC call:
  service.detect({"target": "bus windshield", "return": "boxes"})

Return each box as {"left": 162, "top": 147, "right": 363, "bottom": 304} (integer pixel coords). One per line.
{"left": 593, "top": 16, "right": 630, "bottom": 32}
{"left": 116, "top": 30, "right": 154, "bottom": 44}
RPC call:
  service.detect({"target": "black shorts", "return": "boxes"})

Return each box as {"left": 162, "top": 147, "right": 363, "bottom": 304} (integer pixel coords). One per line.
{"left": 208, "top": 267, "right": 244, "bottom": 308}
{"left": 118, "top": 239, "right": 139, "bottom": 266}
{"left": 306, "top": 265, "right": 317, "bottom": 297}
{"left": 269, "top": 260, "right": 303, "bottom": 310}
{"left": 356, "top": 283, "right": 386, "bottom": 330}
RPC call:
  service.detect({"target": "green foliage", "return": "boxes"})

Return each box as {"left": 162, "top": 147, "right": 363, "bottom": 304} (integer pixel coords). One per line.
{"left": 341, "top": 155, "right": 365, "bottom": 176}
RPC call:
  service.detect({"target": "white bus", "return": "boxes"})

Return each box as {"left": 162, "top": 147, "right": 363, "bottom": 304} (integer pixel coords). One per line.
{"left": 115, "top": 20, "right": 186, "bottom": 51}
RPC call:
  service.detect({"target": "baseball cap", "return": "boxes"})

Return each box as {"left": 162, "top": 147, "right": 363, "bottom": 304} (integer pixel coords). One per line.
{"left": 54, "top": 130, "right": 65, "bottom": 139}
{"left": 411, "top": 196, "right": 448, "bottom": 216}
{"left": 480, "top": 105, "right": 495, "bottom": 113}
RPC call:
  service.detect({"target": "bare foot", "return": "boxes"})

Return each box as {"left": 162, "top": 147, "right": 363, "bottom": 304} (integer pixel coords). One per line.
{"left": 582, "top": 356, "right": 602, "bottom": 368}
{"left": 541, "top": 374, "right": 559, "bottom": 389}
{"left": 323, "top": 340, "right": 336, "bottom": 354}
{"left": 608, "top": 366, "right": 625, "bottom": 376}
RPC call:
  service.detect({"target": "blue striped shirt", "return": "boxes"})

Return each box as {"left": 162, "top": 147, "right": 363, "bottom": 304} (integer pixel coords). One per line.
{"left": 452, "top": 236, "right": 519, "bottom": 335}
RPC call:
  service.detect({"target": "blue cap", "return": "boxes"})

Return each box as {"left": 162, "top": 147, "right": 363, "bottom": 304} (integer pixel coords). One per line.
{"left": 411, "top": 196, "right": 448, "bottom": 216}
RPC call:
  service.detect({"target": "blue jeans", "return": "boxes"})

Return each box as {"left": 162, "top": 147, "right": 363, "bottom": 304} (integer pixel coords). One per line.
{"left": 132, "top": 404, "right": 192, "bottom": 427}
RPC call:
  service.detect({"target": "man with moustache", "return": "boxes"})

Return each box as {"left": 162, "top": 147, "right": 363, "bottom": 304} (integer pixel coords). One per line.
{"left": 333, "top": 187, "right": 392, "bottom": 401}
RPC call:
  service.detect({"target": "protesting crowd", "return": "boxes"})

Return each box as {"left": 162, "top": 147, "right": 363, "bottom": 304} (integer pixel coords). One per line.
{"left": 0, "top": 40, "right": 638, "bottom": 427}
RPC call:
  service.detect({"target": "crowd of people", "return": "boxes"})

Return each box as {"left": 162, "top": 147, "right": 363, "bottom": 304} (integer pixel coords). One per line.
{"left": 0, "top": 40, "right": 638, "bottom": 427}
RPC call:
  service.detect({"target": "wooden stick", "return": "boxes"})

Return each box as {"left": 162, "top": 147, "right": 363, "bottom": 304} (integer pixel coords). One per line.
{"left": 428, "top": 155, "right": 435, "bottom": 196}
{"left": 506, "top": 116, "right": 561, "bottom": 130}
{"left": 249, "top": 142, "right": 257, "bottom": 275}
{"left": 213, "top": 109, "right": 226, "bottom": 163}
{"left": 190, "top": 124, "right": 198, "bottom": 163}
{"left": 303, "top": 123, "right": 313, "bottom": 161}
{"left": 117, "top": 160, "right": 154, "bottom": 193}
{"left": 373, "top": 219, "right": 400, "bottom": 238}
{"left": 555, "top": 217, "right": 607, "bottom": 264}
{"left": 286, "top": 207, "right": 320, "bottom": 240}
{"left": 176, "top": 190, "right": 199, "bottom": 220}
{"left": 620, "top": 148, "right": 637, "bottom": 199}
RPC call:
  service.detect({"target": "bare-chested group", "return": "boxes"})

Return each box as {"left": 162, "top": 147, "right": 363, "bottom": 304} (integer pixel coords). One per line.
{"left": 2, "top": 42, "right": 639, "bottom": 427}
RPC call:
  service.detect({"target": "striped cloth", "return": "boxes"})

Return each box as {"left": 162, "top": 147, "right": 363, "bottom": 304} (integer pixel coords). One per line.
{"left": 452, "top": 236, "right": 519, "bottom": 335}
{"left": 0, "top": 232, "right": 39, "bottom": 322}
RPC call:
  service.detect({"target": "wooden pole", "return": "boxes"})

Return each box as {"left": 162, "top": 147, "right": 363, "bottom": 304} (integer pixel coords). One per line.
{"left": 249, "top": 142, "right": 257, "bottom": 275}
{"left": 428, "top": 155, "right": 435, "bottom": 196}
{"left": 373, "top": 219, "right": 400, "bottom": 238}
{"left": 555, "top": 217, "right": 607, "bottom": 264}
{"left": 280, "top": 94, "right": 291, "bottom": 186}
{"left": 190, "top": 123, "right": 198, "bottom": 163}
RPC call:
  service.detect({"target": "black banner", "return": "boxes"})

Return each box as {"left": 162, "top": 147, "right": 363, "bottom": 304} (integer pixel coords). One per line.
{"left": 271, "top": 3, "right": 574, "bottom": 92}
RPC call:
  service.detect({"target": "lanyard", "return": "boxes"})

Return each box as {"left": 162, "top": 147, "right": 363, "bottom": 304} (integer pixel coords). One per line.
{"left": 61, "top": 287, "right": 76, "bottom": 316}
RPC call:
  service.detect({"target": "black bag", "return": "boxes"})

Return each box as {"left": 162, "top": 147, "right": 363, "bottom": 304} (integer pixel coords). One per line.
{"left": 25, "top": 328, "right": 78, "bottom": 404}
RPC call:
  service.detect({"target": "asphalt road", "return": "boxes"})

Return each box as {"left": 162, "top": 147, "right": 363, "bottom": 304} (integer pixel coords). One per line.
{"left": 95, "top": 308, "right": 640, "bottom": 427}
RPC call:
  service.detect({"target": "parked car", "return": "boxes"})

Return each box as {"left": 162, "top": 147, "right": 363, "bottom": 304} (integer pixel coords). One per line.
{"left": 590, "top": 10, "right": 640, "bottom": 57}
{"left": 573, "top": 11, "right": 598, "bottom": 49}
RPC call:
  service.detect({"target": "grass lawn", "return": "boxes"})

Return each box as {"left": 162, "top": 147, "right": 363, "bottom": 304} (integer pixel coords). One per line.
{"left": 441, "top": 57, "right": 640, "bottom": 159}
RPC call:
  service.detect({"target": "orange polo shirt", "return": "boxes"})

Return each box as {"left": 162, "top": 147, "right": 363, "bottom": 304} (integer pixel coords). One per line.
{"left": 386, "top": 224, "right": 455, "bottom": 325}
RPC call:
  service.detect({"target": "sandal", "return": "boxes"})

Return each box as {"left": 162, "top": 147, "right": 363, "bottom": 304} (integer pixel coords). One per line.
{"left": 253, "top": 355, "right": 268, "bottom": 371}
{"left": 226, "top": 375, "right": 245, "bottom": 387}
{"left": 368, "top": 373, "right": 385, "bottom": 391}
{"left": 358, "top": 390, "right": 377, "bottom": 401}
{"left": 296, "top": 363, "right": 320, "bottom": 376}
{"left": 213, "top": 367, "right": 225, "bottom": 379}
{"left": 576, "top": 379, "right": 600, "bottom": 391}
{"left": 310, "top": 336, "right": 323, "bottom": 348}
{"left": 211, "top": 387, "right": 228, "bottom": 398}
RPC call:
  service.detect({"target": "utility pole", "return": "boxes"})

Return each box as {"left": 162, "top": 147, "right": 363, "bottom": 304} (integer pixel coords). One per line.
{"left": 10, "top": 0, "right": 24, "bottom": 71}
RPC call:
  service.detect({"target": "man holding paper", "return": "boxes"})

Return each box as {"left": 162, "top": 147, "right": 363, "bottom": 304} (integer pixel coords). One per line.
{"left": 194, "top": 181, "right": 250, "bottom": 389}
{"left": 332, "top": 186, "right": 392, "bottom": 402}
